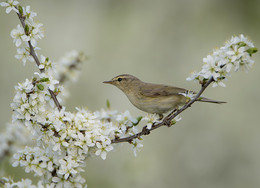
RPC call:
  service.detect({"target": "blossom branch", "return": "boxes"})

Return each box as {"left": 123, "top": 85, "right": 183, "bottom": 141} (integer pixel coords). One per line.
{"left": 16, "top": 6, "right": 62, "bottom": 111}
{"left": 111, "top": 77, "right": 214, "bottom": 144}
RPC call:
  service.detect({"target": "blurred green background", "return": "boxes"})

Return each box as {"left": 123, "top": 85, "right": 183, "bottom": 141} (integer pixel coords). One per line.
{"left": 1, "top": 0, "right": 260, "bottom": 187}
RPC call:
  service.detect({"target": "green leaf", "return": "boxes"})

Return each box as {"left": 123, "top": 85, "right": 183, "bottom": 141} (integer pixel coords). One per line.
{"left": 106, "top": 99, "right": 110, "bottom": 109}
{"left": 37, "top": 84, "right": 44, "bottom": 91}
{"left": 246, "top": 47, "right": 258, "bottom": 56}
{"left": 40, "top": 77, "right": 50, "bottom": 82}
{"left": 133, "top": 116, "right": 142, "bottom": 126}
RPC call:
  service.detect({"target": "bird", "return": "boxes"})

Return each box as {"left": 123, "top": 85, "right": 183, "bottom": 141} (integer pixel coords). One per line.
{"left": 103, "top": 74, "right": 226, "bottom": 118}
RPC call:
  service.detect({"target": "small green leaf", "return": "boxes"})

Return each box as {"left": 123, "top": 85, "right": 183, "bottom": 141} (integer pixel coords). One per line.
{"left": 37, "top": 84, "right": 44, "bottom": 91}
{"left": 171, "top": 119, "right": 176, "bottom": 125}
{"left": 133, "top": 116, "right": 143, "bottom": 126}
{"left": 40, "top": 77, "right": 50, "bottom": 82}
{"left": 18, "top": 5, "right": 23, "bottom": 15}
{"left": 246, "top": 47, "right": 258, "bottom": 56}
{"left": 106, "top": 99, "right": 110, "bottom": 109}
{"left": 46, "top": 57, "right": 49, "bottom": 62}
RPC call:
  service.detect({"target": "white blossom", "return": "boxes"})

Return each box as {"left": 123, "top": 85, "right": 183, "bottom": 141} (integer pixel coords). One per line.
{"left": 58, "top": 157, "right": 79, "bottom": 179}
{"left": 10, "top": 24, "right": 24, "bottom": 47}
{"left": 95, "top": 142, "right": 113, "bottom": 160}
{"left": 15, "top": 47, "right": 33, "bottom": 65}
{"left": 23, "top": 5, "right": 37, "bottom": 21}
{"left": 132, "top": 138, "right": 143, "bottom": 157}
{"left": 179, "top": 90, "right": 196, "bottom": 101}
{"left": 142, "top": 113, "right": 160, "bottom": 129}
{"left": 0, "top": 0, "right": 19, "bottom": 14}
{"left": 21, "top": 21, "right": 44, "bottom": 47}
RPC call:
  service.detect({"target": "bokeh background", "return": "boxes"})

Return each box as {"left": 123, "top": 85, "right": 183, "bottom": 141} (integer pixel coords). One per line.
{"left": 1, "top": 0, "right": 260, "bottom": 187}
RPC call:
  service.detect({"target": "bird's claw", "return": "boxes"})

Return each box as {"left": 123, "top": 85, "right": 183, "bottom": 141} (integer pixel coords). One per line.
{"left": 157, "top": 114, "right": 164, "bottom": 121}
{"left": 163, "top": 118, "right": 172, "bottom": 127}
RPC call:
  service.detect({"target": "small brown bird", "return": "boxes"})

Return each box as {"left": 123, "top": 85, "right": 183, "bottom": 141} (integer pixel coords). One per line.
{"left": 103, "top": 74, "right": 226, "bottom": 117}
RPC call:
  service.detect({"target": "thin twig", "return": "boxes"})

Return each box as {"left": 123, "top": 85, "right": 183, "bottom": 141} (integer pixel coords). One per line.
{"left": 59, "top": 60, "right": 81, "bottom": 84}
{"left": 16, "top": 10, "right": 62, "bottom": 111}
{"left": 111, "top": 77, "right": 214, "bottom": 144}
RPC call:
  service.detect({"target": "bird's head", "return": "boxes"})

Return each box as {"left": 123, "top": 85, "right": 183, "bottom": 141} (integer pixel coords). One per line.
{"left": 103, "top": 74, "right": 141, "bottom": 92}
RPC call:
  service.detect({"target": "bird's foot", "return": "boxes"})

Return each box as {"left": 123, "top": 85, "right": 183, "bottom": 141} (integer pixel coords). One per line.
{"left": 163, "top": 118, "right": 172, "bottom": 127}
{"left": 157, "top": 114, "right": 164, "bottom": 121}
{"left": 142, "top": 125, "right": 151, "bottom": 135}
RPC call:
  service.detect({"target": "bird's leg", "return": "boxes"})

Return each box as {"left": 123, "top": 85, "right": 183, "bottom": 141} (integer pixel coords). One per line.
{"left": 157, "top": 114, "right": 164, "bottom": 121}
{"left": 167, "top": 108, "right": 178, "bottom": 118}
{"left": 162, "top": 118, "right": 172, "bottom": 127}
{"left": 163, "top": 108, "right": 178, "bottom": 127}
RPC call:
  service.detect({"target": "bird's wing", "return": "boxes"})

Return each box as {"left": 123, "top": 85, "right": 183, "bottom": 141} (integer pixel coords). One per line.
{"left": 139, "top": 83, "right": 188, "bottom": 97}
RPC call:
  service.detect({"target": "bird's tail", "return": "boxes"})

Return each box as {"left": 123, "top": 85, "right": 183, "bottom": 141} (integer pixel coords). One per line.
{"left": 196, "top": 97, "right": 226, "bottom": 104}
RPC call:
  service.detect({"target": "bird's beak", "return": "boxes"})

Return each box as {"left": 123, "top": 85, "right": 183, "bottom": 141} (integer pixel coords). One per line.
{"left": 103, "top": 80, "right": 114, "bottom": 84}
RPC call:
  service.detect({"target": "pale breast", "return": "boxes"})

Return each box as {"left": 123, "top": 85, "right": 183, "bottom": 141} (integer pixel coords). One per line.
{"left": 125, "top": 92, "right": 186, "bottom": 114}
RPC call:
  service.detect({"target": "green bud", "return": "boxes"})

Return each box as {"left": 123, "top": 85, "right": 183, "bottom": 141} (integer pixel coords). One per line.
{"left": 37, "top": 84, "right": 44, "bottom": 91}
{"left": 46, "top": 57, "right": 49, "bottom": 62}
{"left": 133, "top": 116, "right": 143, "bottom": 126}
{"left": 40, "top": 77, "right": 50, "bottom": 82}
{"left": 246, "top": 47, "right": 258, "bottom": 56}
{"left": 106, "top": 99, "right": 110, "bottom": 109}
{"left": 171, "top": 119, "right": 176, "bottom": 125}
{"left": 25, "top": 24, "right": 30, "bottom": 35}
{"left": 18, "top": 5, "right": 23, "bottom": 15}
{"left": 237, "top": 42, "right": 246, "bottom": 47}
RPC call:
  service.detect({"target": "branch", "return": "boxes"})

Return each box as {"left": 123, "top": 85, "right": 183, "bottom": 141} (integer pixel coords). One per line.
{"left": 16, "top": 9, "right": 62, "bottom": 111}
{"left": 111, "top": 77, "right": 214, "bottom": 144}
{"left": 59, "top": 59, "right": 81, "bottom": 84}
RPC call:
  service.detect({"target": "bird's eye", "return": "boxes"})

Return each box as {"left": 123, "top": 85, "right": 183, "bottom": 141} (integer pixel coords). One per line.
{"left": 117, "top": 78, "right": 122, "bottom": 82}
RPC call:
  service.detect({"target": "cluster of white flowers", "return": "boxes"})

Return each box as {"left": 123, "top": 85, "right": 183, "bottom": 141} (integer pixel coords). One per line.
{"left": 187, "top": 35, "right": 257, "bottom": 87}
{"left": 56, "top": 50, "right": 86, "bottom": 83}
{"left": 3, "top": 107, "right": 145, "bottom": 187}
{"left": 54, "top": 50, "right": 86, "bottom": 98}
{"left": 6, "top": 74, "right": 147, "bottom": 187}
{"left": 0, "top": 122, "right": 30, "bottom": 161}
